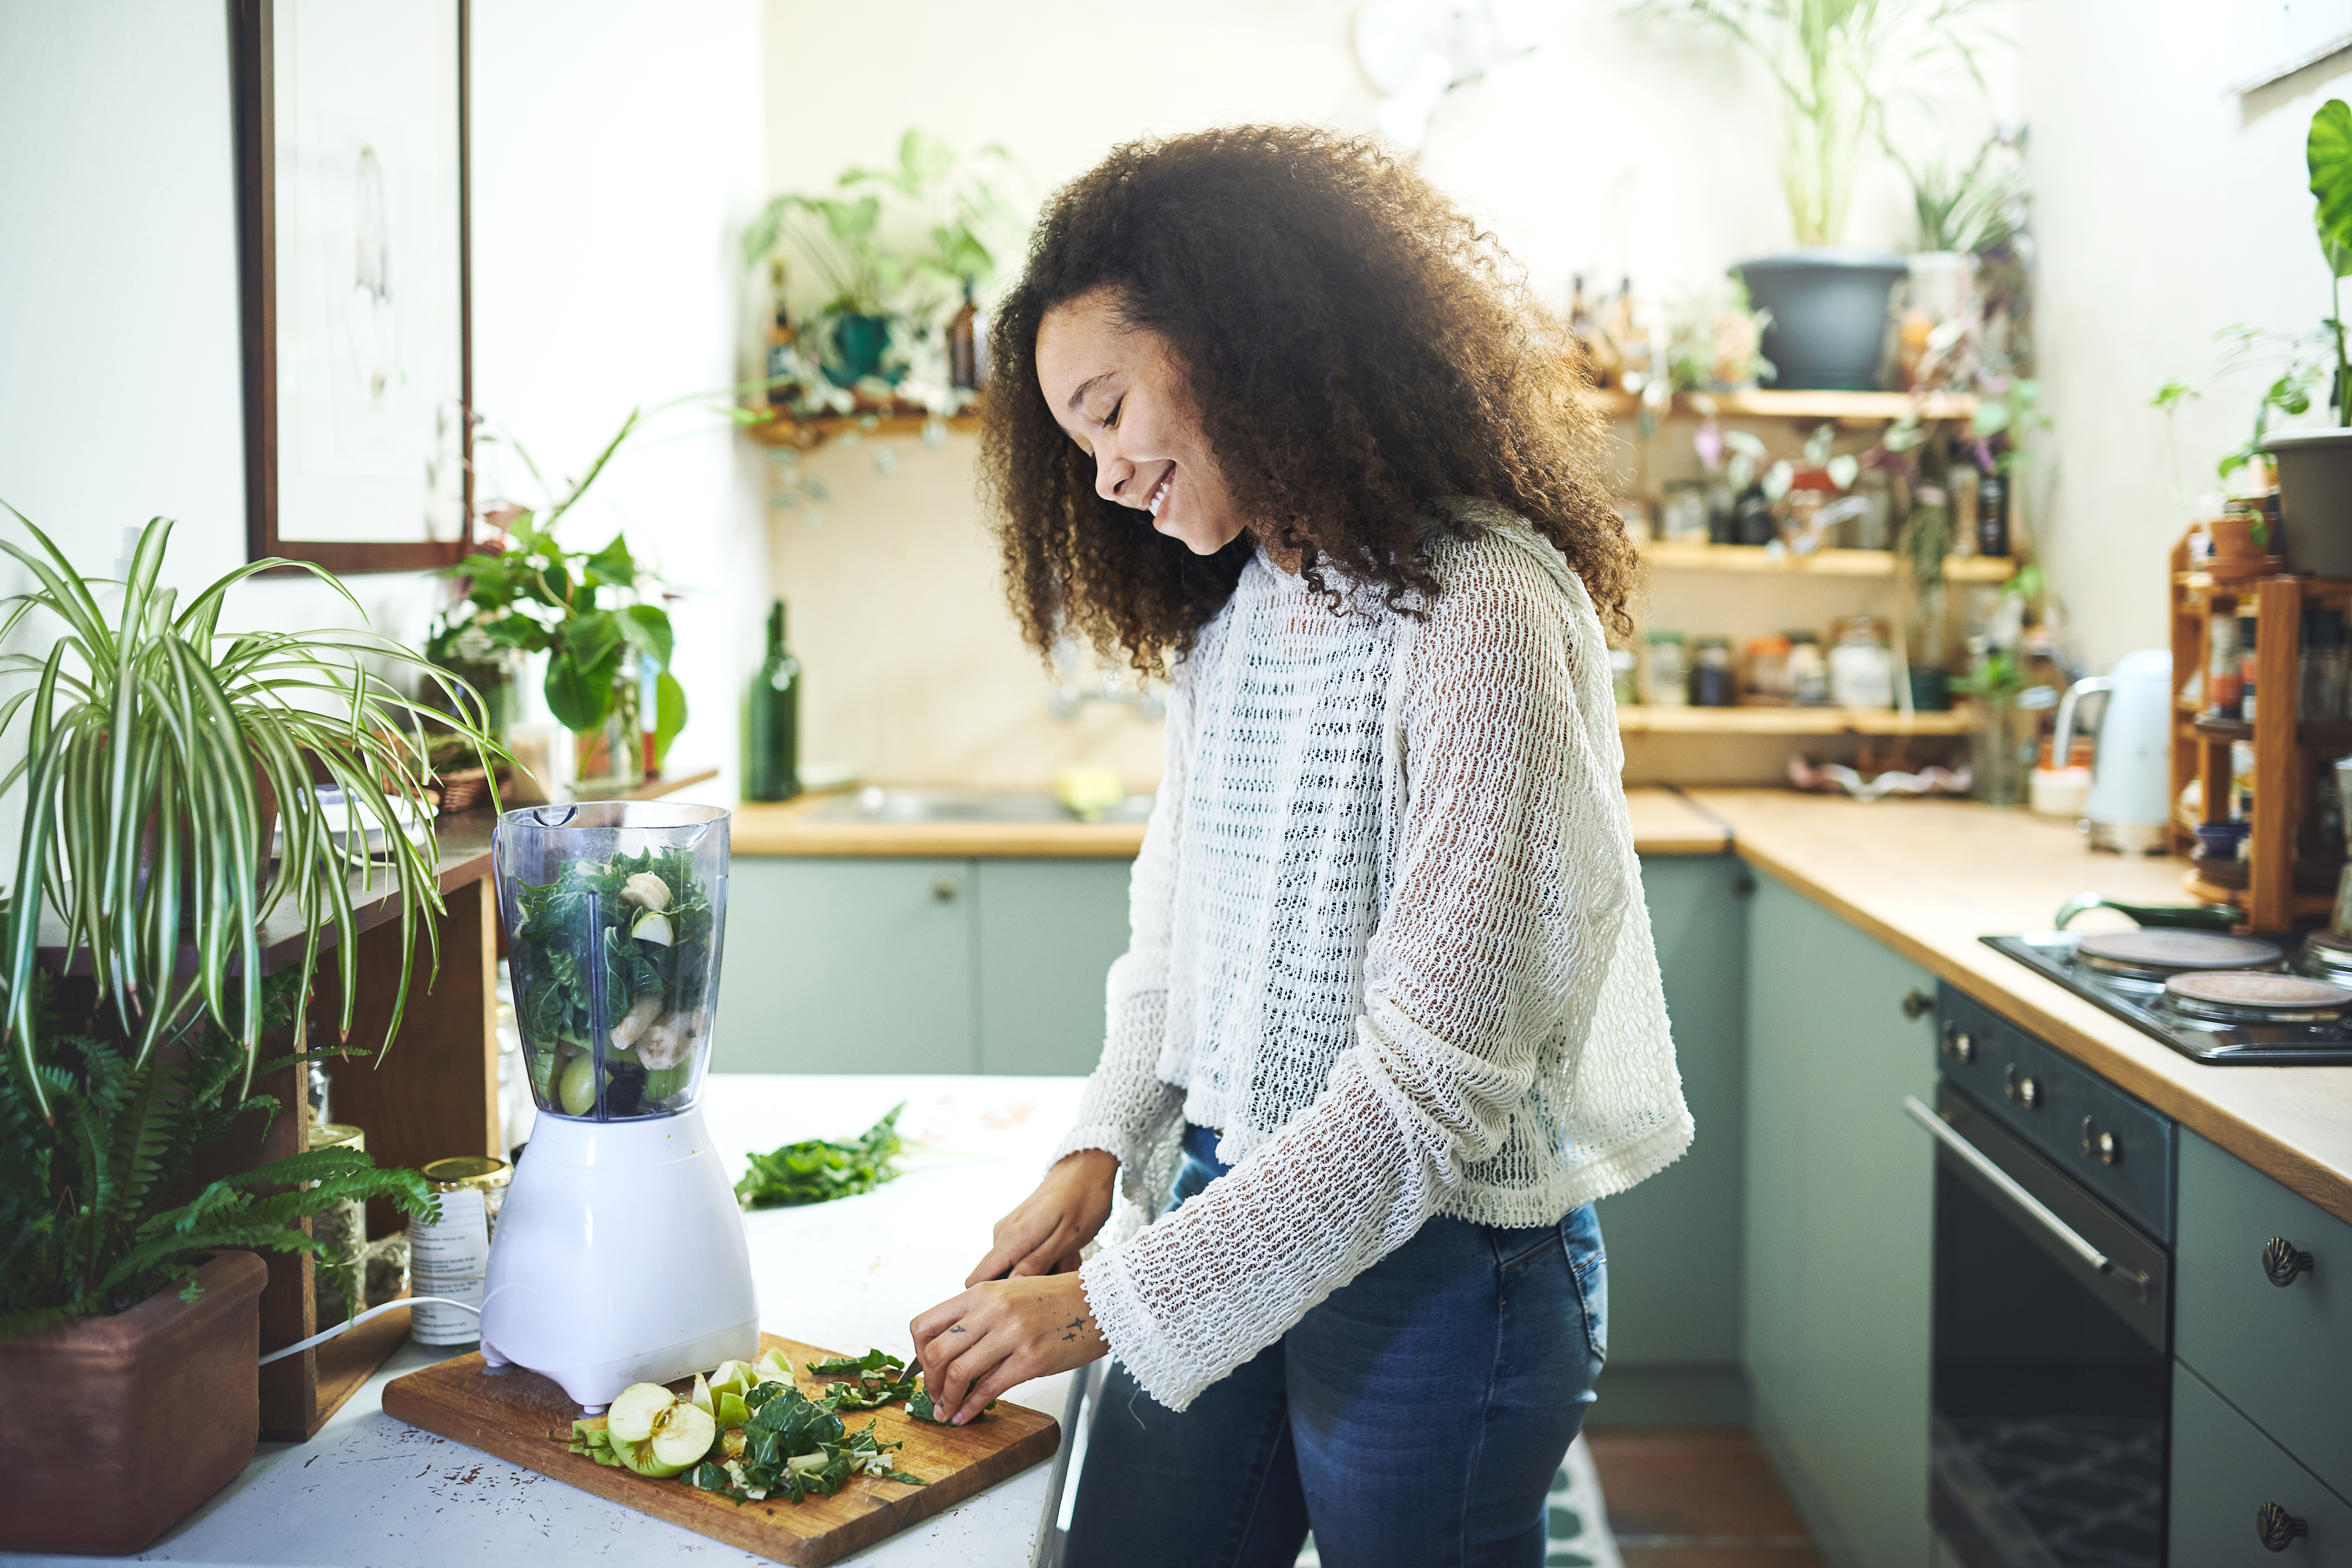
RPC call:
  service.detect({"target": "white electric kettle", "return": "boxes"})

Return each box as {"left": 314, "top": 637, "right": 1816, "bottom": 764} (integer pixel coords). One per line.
{"left": 2051, "top": 648, "right": 2173, "bottom": 855}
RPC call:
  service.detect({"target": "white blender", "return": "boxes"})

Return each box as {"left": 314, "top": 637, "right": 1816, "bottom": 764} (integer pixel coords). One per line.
{"left": 480, "top": 802, "right": 758, "bottom": 1410}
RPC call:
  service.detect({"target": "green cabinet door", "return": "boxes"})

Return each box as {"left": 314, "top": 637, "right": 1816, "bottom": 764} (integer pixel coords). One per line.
{"left": 2172, "top": 1360, "right": 2352, "bottom": 1565}
{"left": 1744, "top": 870, "right": 1938, "bottom": 1568}
{"left": 1593, "top": 853, "right": 1749, "bottom": 1425}
{"left": 715, "top": 857, "right": 977, "bottom": 1074}
{"left": 974, "top": 859, "right": 1135, "bottom": 1076}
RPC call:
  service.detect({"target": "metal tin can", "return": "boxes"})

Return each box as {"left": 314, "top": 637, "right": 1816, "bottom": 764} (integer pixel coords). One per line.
{"left": 409, "top": 1156, "right": 512, "bottom": 1347}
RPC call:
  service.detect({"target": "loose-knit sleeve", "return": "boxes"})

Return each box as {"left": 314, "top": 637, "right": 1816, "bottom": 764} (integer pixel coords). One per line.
{"left": 1076, "top": 545, "right": 1669, "bottom": 1410}
{"left": 1041, "top": 671, "right": 1189, "bottom": 1213}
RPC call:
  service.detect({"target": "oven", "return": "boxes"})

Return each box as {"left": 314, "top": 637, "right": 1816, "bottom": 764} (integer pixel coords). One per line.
{"left": 1908, "top": 987, "right": 2179, "bottom": 1568}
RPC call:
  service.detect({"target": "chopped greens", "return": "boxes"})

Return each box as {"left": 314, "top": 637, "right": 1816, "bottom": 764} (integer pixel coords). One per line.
{"left": 734, "top": 1104, "right": 907, "bottom": 1209}
{"left": 509, "top": 844, "right": 716, "bottom": 1119}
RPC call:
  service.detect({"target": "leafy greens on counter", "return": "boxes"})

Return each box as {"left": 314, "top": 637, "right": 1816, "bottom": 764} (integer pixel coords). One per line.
{"left": 735, "top": 1103, "right": 906, "bottom": 1209}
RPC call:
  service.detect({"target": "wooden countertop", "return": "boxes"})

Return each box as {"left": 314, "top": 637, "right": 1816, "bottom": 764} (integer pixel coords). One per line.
{"left": 1690, "top": 788, "right": 2352, "bottom": 1227}
{"left": 729, "top": 786, "right": 1731, "bottom": 859}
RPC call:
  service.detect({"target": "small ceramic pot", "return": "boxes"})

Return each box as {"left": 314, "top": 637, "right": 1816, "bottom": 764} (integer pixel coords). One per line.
{"left": 0, "top": 1251, "right": 268, "bottom": 1554}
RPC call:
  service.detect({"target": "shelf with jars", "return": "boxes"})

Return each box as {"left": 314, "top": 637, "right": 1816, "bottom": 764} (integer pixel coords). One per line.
{"left": 1582, "top": 387, "right": 1977, "bottom": 425}
{"left": 742, "top": 405, "right": 981, "bottom": 451}
{"left": 1639, "top": 539, "right": 2016, "bottom": 580}
{"left": 2166, "top": 526, "right": 2352, "bottom": 930}
{"left": 1614, "top": 704, "right": 1973, "bottom": 736}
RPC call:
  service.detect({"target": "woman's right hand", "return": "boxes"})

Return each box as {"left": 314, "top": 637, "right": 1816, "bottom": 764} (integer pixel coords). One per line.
{"left": 965, "top": 1149, "right": 1118, "bottom": 1285}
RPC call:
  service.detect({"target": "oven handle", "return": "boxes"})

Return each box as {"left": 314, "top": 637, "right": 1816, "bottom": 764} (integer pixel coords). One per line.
{"left": 1901, "top": 1095, "right": 2150, "bottom": 1301}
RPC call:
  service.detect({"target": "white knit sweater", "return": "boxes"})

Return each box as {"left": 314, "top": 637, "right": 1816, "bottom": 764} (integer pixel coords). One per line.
{"left": 1048, "top": 502, "right": 1692, "bottom": 1412}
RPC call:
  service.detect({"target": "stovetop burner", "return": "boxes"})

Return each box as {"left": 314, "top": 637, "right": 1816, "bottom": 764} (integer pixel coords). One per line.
{"left": 1985, "top": 931, "right": 2352, "bottom": 1065}
{"left": 2074, "top": 929, "right": 2284, "bottom": 980}
{"left": 2163, "top": 969, "right": 2352, "bottom": 1024}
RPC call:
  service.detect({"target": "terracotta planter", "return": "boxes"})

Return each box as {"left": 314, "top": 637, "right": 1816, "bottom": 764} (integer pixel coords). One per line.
{"left": 0, "top": 1251, "right": 267, "bottom": 1555}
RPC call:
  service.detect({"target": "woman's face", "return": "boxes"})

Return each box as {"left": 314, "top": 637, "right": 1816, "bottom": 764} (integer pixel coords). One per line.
{"left": 1035, "top": 287, "right": 1248, "bottom": 557}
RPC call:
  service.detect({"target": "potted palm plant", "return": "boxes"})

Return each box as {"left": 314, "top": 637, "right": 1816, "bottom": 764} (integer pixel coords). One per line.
{"left": 0, "top": 512, "right": 490, "bottom": 1555}
{"left": 1630, "top": 0, "right": 2004, "bottom": 389}
{"left": 2262, "top": 99, "right": 2352, "bottom": 577}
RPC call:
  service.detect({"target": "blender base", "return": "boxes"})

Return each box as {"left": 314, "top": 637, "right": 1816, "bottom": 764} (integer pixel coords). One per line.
{"left": 481, "top": 1103, "right": 760, "bottom": 1409}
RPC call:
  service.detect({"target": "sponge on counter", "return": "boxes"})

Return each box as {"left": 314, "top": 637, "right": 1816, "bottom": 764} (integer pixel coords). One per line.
{"left": 1055, "top": 766, "right": 1125, "bottom": 822}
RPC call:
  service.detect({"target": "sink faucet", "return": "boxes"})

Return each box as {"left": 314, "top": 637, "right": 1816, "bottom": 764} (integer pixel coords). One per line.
{"left": 1048, "top": 636, "right": 1167, "bottom": 723}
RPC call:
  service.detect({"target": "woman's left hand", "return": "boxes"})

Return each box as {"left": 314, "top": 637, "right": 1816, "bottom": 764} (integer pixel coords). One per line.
{"left": 909, "top": 1272, "right": 1107, "bottom": 1425}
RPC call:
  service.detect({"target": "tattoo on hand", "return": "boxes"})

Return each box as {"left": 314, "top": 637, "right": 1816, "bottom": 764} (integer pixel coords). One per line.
{"left": 1061, "top": 1314, "right": 1090, "bottom": 1343}
{"left": 949, "top": 1325, "right": 967, "bottom": 1334}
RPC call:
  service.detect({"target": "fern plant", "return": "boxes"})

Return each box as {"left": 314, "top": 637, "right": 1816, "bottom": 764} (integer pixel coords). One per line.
{"left": 0, "top": 968, "right": 435, "bottom": 1338}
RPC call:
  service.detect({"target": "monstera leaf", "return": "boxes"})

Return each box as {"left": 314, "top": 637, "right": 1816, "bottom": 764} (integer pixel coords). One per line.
{"left": 2312, "top": 98, "right": 2352, "bottom": 278}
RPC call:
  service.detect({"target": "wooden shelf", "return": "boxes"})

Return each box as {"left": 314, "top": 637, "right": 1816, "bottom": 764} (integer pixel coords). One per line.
{"left": 1616, "top": 704, "right": 1972, "bottom": 736}
{"left": 574, "top": 766, "right": 720, "bottom": 803}
{"left": 1585, "top": 387, "right": 1976, "bottom": 424}
{"left": 1640, "top": 540, "right": 2017, "bottom": 581}
{"left": 741, "top": 409, "right": 979, "bottom": 450}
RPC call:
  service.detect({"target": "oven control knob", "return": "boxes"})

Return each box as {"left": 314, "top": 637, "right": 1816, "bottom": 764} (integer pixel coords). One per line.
{"left": 2081, "top": 1117, "right": 2121, "bottom": 1165}
{"left": 1942, "top": 1023, "right": 1975, "bottom": 1062}
{"left": 2256, "top": 1501, "right": 2308, "bottom": 1551}
{"left": 2264, "top": 1238, "right": 2316, "bottom": 1288}
{"left": 1903, "top": 988, "right": 1934, "bottom": 1019}
{"left": 2004, "top": 1066, "right": 2040, "bottom": 1108}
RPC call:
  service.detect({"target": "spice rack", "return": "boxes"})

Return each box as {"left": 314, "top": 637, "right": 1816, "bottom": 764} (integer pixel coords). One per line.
{"left": 2167, "top": 530, "right": 2352, "bottom": 930}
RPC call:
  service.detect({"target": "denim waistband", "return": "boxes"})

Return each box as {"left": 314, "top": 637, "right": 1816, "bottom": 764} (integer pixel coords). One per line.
{"left": 1181, "top": 1121, "right": 1230, "bottom": 1179}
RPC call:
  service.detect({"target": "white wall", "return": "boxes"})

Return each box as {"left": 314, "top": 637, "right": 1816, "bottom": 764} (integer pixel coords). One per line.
{"left": 2026, "top": 3, "right": 2352, "bottom": 671}
{"left": 470, "top": 0, "right": 769, "bottom": 788}
{"left": 0, "top": 0, "right": 767, "bottom": 802}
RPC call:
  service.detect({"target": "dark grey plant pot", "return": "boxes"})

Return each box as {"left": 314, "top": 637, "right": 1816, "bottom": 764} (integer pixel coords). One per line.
{"left": 1734, "top": 250, "right": 1909, "bottom": 391}
{"left": 2262, "top": 428, "right": 2352, "bottom": 578}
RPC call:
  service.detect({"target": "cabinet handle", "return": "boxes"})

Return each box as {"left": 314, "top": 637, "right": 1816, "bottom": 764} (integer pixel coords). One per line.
{"left": 2004, "top": 1065, "right": 2041, "bottom": 1109}
{"left": 2264, "top": 1237, "right": 2316, "bottom": 1288}
{"left": 2257, "top": 1501, "right": 2309, "bottom": 1551}
{"left": 1941, "top": 1022, "right": 1975, "bottom": 1062}
{"left": 1903, "top": 988, "right": 1935, "bottom": 1019}
{"left": 2081, "top": 1116, "right": 2121, "bottom": 1165}
{"left": 931, "top": 878, "right": 959, "bottom": 903}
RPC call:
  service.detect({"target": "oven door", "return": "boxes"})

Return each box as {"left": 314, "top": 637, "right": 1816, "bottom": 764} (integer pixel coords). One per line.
{"left": 1906, "top": 1082, "right": 2172, "bottom": 1568}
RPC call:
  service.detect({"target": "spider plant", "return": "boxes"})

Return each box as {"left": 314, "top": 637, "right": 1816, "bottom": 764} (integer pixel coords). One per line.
{"left": 0, "top": 510, "right": 499, "bottom": 1116}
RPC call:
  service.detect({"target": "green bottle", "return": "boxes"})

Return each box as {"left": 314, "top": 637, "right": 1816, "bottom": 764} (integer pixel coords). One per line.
{"left": 744, "top": 600, "right": 801, "bottom": 801}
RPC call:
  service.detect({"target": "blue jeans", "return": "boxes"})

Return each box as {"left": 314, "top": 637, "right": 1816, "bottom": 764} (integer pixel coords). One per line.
{"left": 1065, "top": 1123, "right": 1607, "bottom": 1568}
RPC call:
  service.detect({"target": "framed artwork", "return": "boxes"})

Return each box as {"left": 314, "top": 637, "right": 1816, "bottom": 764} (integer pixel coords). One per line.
{"left": 234, "top": 0, "right": 472, "bottom": 572}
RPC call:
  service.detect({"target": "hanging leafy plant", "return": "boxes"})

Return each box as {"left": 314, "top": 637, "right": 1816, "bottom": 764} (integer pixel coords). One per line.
{"left": 0, "top": 511, "right": 497, "bottom": 1111}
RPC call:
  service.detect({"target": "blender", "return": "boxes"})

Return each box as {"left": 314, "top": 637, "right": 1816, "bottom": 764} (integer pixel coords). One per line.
{"left": 479, "top": 802, "right": 758, "bottom": 1410}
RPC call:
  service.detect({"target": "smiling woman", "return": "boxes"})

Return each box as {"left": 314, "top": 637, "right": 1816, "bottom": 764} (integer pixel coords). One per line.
{"left": 928, "top": 126, "right": 1687, "bottom": 1568}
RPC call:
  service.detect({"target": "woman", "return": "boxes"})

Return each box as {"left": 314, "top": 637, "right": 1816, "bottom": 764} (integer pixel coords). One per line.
{"left": 909, "top": 126, "right": 1690, "bottom": 1568}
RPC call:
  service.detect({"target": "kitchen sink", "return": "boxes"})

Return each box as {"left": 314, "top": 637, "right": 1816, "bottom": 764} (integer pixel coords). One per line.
{"left": 803, "top": 786, "right": 1155, "bottom": 825}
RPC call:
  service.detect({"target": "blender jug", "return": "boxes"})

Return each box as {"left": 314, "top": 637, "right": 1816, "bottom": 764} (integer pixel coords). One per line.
{"left": 498, "top": 801, "right": 729, "bottom": 1121}
{"left": 480, "top": 802, "right": 758, "bottom": 1409}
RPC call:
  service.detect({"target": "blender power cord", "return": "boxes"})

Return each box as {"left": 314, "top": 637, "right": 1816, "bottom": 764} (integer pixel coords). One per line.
{"left": 258, "top": 1298, "right": 481, "bottom": 1366}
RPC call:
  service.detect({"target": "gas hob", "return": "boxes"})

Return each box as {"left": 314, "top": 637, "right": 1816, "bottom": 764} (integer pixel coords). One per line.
{"left": 1985, "top": 928, "right": 2352, "bottom": 1066}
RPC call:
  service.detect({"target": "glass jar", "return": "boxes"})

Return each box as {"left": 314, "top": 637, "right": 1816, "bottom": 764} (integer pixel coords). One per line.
{"left": 409, "top": 1155, "right": 513, "bottom": 1347}
{"left": 1788, "top": 632, "right": 1830, "bottom": 705}
{"left": 1745, "top": 636, "right": 1793, "bottom": 704}
{"left": 1609, "top": 647, "right": 1639, "bottom": 706}
{"left": 1645, "top": 631, "right": 1689, "bottom": 707}
{"left": 1692, "top": 637, "right": 1738, "bottom": 707}
{"left": 1660, "top": 479, "right": 1710, "bottom": 543}
{"left": 308, "top": 1122, "right": 368, "bottom": 1327}
{"left": 1828, "top": 617, "right": 1894, "bottom": 709}
{"left": 573, "top": 653, "right": 644, "bottom": 792}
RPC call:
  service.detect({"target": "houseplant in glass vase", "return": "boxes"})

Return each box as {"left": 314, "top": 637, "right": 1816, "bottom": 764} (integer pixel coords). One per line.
{"left": 1629, "top": 0, "right": 2007, "bottom": 389}
{"left": 0, "top": 513, "right": 491, "bottom": 1554}
{"left": 437, "top": 407, "right": 688, "bottom": 795}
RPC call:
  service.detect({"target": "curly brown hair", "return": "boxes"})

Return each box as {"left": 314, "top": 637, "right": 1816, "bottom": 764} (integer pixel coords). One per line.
{"left": 980, "top": 125, "right": 1636, "bottom": 671}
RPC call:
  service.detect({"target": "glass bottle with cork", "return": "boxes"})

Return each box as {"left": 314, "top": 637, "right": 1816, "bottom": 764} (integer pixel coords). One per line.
{"left": 949, "top": 277, "right": 981, "bottom": 393}
{"left": 744, "top": 599, "right": 802, "bottom": 802}
{"left": 764, "top": 259, "right": 801, "bottom": 409}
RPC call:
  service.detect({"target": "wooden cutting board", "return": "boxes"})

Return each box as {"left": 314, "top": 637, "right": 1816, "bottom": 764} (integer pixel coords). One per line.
{"left": 381, "top": 1332, "right": 1061, "bottom": 1566}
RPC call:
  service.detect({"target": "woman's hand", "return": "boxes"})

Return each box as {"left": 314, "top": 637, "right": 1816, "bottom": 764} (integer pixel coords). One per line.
{"left": 909, "top": 1272, "right": 1106, "bottom": 1425}
{"left": 964, "top": 1149, "right": 1117, "bottom": 1286}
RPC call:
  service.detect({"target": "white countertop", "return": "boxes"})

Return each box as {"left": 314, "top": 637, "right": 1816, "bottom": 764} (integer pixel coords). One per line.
{"left": 4, "top": 1075, "right": 1090, "bottom": 1568}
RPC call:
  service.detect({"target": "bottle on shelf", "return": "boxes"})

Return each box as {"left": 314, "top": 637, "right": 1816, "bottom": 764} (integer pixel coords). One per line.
{"left": 1734, "top": 484, "right": 1776, "bottom": 547}
{"left": 1977, "top": 467, "right": 2010, "bottom": 557}
{"left": 2207, "top": 614, "right": 2242, "bottom": 720}
{"left": 2240, "top": 613, "right": 2259, "bottom": 725}
{"left": 764, "top": 260, "right": 801, "bottom": 410}
{"left": 744, "top": 599, "right": 802, "bottom": 802}
{"left": 949, "top": 277, "right": 980, "bottom": 393}
{"left": 1691, "top": 637, "right": 1738, "bottom": 706}
{"left": 1644, "top": 630, "right": 1689, "bottom": 707}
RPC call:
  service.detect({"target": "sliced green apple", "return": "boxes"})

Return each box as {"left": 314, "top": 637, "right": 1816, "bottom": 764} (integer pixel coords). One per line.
{"left": 648, "top": 1400, "right": 717, "bottom": 1470}
{"left": 558, "top": 1052, "right": 599, "bottom": 1116}
{"left": 632, "top": 910, "right": 675, "bottom": 946}
{"left": 607, "top": 1381, "right": 677, "bottom": 1444}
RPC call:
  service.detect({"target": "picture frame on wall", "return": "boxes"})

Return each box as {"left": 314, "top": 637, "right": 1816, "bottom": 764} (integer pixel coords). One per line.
{"left": 234, "top": 0, "right": 472, "bottom": 573}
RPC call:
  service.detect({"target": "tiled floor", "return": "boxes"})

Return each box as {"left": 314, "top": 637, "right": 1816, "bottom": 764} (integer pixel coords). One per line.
{"left": 1585, "top": 1427, "right": 1830, "bottom": 1568}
